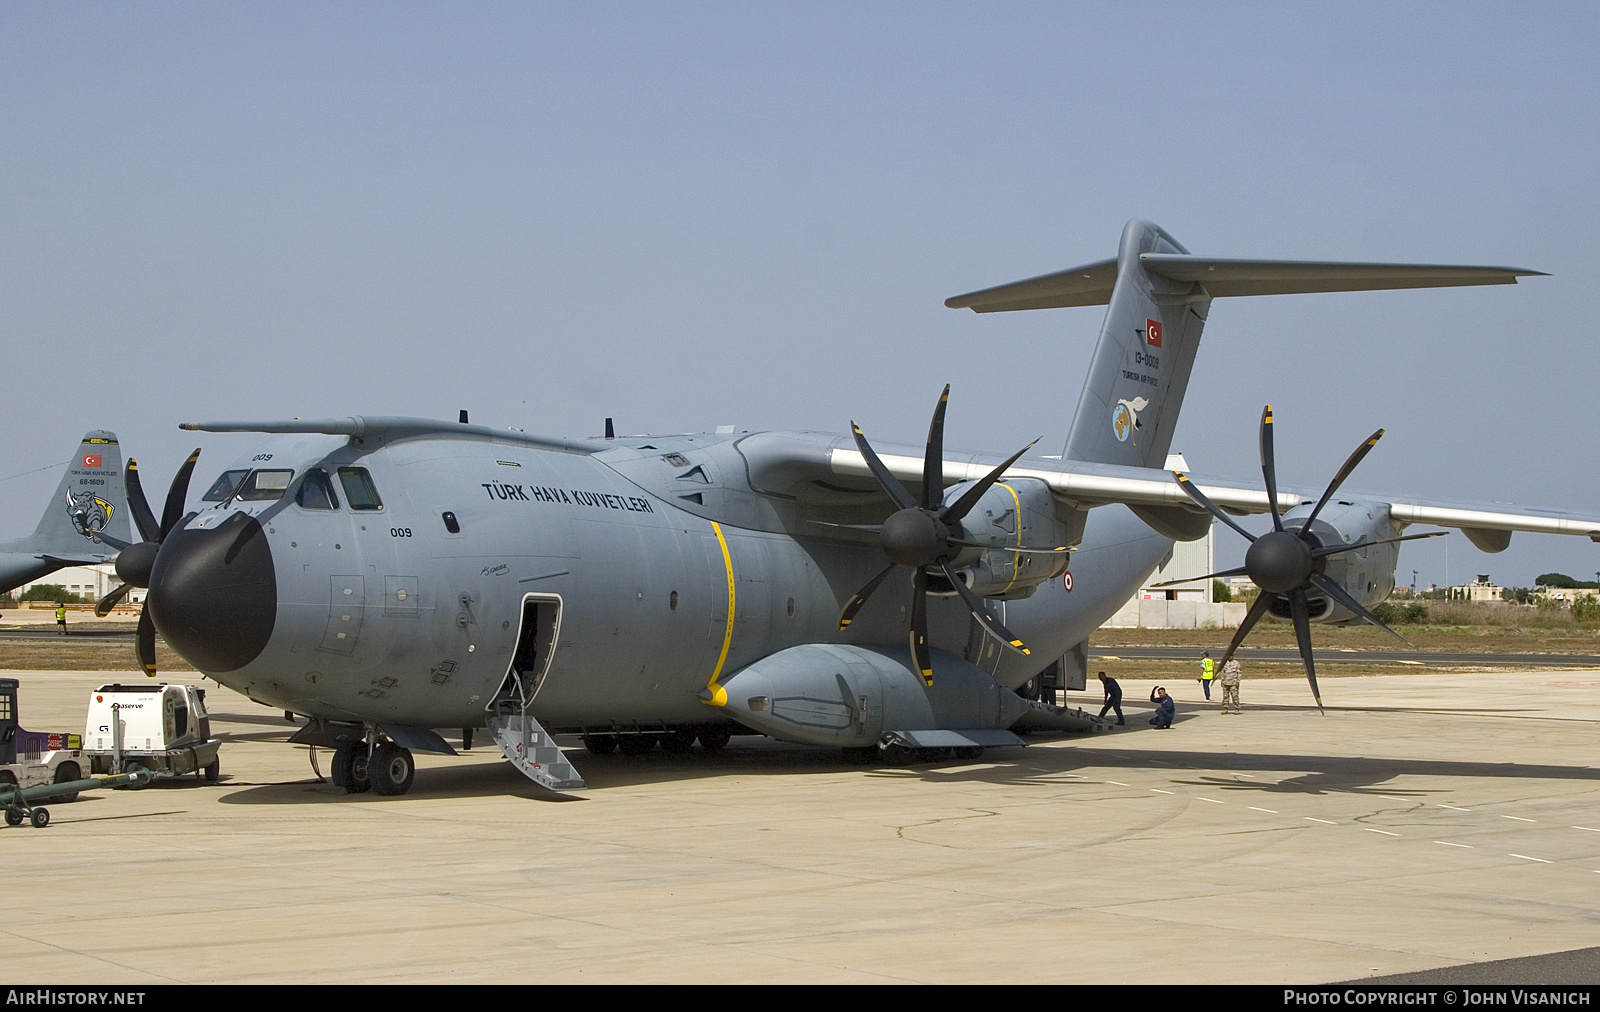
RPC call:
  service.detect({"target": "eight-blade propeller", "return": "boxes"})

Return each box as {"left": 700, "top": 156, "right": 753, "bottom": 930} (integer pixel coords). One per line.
{"left": 837, "top": 386, "right": 1059, "bottom": 685}
{"left": 91, "top": 449, "right": 201, "bottom": 676}
{"left": 1163, "top": 406, "right": 1444, "bottom": 709}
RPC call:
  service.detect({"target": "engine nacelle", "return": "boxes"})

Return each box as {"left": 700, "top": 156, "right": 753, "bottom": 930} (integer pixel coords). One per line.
{"left": 1269, "top": 498, "right": 1401, "bottom": 624}
{"left": 937, "top": 477, "right": 1077, "bottom": 599}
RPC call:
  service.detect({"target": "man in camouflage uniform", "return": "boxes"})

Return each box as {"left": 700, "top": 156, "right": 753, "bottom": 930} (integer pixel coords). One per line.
{"left": 1219, "top": 657, "right": 1242, "bottom": 713}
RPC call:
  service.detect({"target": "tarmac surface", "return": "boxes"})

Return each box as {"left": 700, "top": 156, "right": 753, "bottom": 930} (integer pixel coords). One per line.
{"left": 5, "top": 665, "right": 1600, "bottom": 985}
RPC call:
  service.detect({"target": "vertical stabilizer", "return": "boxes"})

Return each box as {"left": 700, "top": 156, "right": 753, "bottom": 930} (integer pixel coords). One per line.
{"left": 23, "top": 431, "right": 133, "bottom": 553}
{"left": 1061, "top": 220, "right": 1211, "bottom": 467}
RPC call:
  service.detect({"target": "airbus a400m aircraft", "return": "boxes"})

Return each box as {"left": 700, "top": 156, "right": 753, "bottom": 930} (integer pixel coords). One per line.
{"left": 56, "top": 220, "right": 1600, "bottom": 798}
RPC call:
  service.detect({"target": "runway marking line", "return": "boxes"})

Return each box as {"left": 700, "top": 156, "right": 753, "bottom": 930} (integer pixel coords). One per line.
{"left": 1574, "top": 826, "right": 1600, "bottom": 833}
{"left": 1511, "top": 854, "right": 1552, "bottom": 863}
{"left": 1305, "top": 818, "right": 1337, "bottom": 825}
{"left": 1249, "top": 807, "right": 1278, "bottom": 813}
{"left": 1502, "top": 816, "right": 1536, "bottom": 822}
{"left": 1150, "top": 788, "right": 1174, "bottom": 794}
{"left": 1379, "top": 796, "right": 1413, "bottom": 802}
{"left": 1434, "top": 841, "right": 1473, "bottom": 848}
{"left": 1438, "top": 804, "right": 1472, "bottom": 812}
{"left": 1197, "top": 797, "right": 1225, "bottom": 804}
{"left": 1365, "top": 828, "right": 1401, "bottom": 836}
{"left": 1107, "top": 781, "right": 1129, "bottom": 786}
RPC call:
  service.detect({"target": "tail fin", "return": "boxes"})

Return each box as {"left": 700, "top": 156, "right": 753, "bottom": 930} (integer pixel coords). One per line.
{"left": 21, "top": 430, "right": 134, "bottom": 556}
{"left": 1058, "top": 220, "right": 1208, "bottom": 468}
{"left": 945, "top": 218, "right": 1543, "bottom": 469}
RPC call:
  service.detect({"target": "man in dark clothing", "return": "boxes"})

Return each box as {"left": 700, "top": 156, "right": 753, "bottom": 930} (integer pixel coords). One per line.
{"left": 1097, "top": 671, "right": 1125, "bottom": 725}
{"left": 1149, "top": 686, "right": 1176, "bottom": 728}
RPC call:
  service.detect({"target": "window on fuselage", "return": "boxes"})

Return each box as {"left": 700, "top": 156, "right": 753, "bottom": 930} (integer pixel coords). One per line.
{"left": 201, "top": 470, "right": 250, "bottom": 502}
{"left": 337, "top": 467, "right": 383, "bottom": 511}
{"left": 236, "top": 470, "right": 295, "bottom": 502}
{"left": 295, "top": 468, "right": 340, "bottom": 511}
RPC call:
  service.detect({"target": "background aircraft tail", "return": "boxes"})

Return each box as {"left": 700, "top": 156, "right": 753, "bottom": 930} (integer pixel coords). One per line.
{"left": 945, "top": 219, "right": 1543, "bottom": 469}
{"left": 18, "top": 430, "right": 133, "bottom": 557}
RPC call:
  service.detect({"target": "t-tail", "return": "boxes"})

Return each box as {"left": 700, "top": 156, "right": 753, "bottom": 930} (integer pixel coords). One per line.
{"left": 946, "top": 218, "right": 1543, "bottom": 469}
{"left": 0, "top": 430, "right": 133, "bottom": 593}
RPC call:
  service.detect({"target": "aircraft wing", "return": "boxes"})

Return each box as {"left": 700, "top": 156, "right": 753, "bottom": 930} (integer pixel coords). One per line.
{"left": 819, "top": 443, "right": 1600, "bottom": 547}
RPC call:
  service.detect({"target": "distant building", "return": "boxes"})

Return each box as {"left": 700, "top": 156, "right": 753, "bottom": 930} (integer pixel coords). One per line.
{"left": 1446, "top": 575, "right": 1503, "bottom": 603}
{"left": 9, "top": 563, "right": 138, "bottom": 606}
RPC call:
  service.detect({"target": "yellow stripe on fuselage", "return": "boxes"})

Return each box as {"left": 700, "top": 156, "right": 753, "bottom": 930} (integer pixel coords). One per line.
{"left": 703, "top": 521, "right": 737, "bottom": 706}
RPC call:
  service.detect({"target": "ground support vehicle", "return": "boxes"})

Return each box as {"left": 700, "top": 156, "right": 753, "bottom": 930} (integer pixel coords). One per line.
{"left": 1, "top": 768, "right": 153, "bottom": 828}
{"left": 83, "top": 684, "right": 223, "bottom": 783}
{"left": 0, "top": 677, "right": 92, "bottom": 801}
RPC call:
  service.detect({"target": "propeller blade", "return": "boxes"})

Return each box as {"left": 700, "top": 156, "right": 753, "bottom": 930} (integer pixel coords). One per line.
{"left": 1306, "top": 571, "right": 1414, "bottom": 648}
{"left": 158, "top": 449, "right": 201, "bottom": 540}
{"left": 922, "top": 385, "right": 950, "bottom": 510}
{"left": 947, "top": 538, "right": 1072, "bottom": 556}
{"left": 1259, "top": 405, "right": 1283, "bottom": 532}
{"left": 850, "top": 423, "right": 918, "bottom": 512}
{"left": 1219, "top": 590, "right": 1275, "bottom": 669}
{"left": 938, "top": 560, "right": 1029, "bottom": 656}
{"left": 95, "top": 583, "right": 132, "bottom": 618}
{"left": 1310, "top": 530, "right": 1447, "bottom": 559}
{"left": 1302, "top": 428, "right": 1385, "bottom": 532}
{"left": 838, "top": 562, "right": 897, "bottom": 630}
{"left": 136, "top": 607, "right": 157, "bottom": 678}
{"left": 125, "top": 459, "right": 161, "bottom": 544}
{"left": 89, "top": 531, "right": 134, "bottom": 552}
{"left": 939, "top": 438, "right": 1040, "bottom": 524}
{"left": 1288, "top": 589, "right": 1323, "bottom": 711}
{"left": 909, "top": 567, "right": 932, "bottom": 686}
{"left": 1149, "top": 565, "right": 1250, "bottom": 589}
{"left": 1171, "top": 473, "right": 1258, "bottom": 543}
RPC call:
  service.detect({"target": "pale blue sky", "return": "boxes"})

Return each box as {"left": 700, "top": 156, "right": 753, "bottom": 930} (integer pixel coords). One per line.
{"left": 3, "top": 2, "right": 1597, "bottom": 587}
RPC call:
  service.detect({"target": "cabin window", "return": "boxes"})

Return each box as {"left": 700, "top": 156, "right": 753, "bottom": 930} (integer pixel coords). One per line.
{"left": 236, "top": 470, "right": 295, "bottom": 501}
{"left": 338, "top": 468, "right": 383, "bottom": 511}
{"left": 441, "top": 511, "right": 461, "bottom": 534}
{"left": 201, "top": 470, "right": 250, "bottom": 502}
{"left": 295, "top": 469, "right": 340, "bottom": 511}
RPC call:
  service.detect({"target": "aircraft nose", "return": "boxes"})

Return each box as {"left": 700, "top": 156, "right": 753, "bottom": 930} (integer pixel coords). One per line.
{"left": 147, "top": 512, "right": 277, "bottom": 672}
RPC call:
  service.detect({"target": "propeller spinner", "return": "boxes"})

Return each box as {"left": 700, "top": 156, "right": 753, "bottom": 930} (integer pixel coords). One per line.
{"left": 1163, "top": 407, "right": 1444, "bottom": 709}
{"left": 92, "top": 449, "right": 201, "bottom": 676}
{"left": 837, "top": 386, "right": 1062, "bottom": 685}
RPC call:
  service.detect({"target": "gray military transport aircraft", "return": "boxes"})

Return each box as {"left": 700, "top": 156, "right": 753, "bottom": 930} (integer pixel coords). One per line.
{"left": 41, "top": 219, "right": 1600, "bottom": 797}
{"left": 0, "top": 432, "right": 132, "bottom": 595}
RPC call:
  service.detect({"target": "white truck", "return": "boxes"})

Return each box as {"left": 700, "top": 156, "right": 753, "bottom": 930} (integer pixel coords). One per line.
{"left": 83, "top": 683, "right": 223, "bottom": 784}
{"left": 0, "top": 677, "right": 89, "bottom": 800}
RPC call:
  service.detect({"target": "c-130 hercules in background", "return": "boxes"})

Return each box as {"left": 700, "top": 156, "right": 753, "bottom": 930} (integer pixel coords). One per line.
{"left": 51, "top": 219, "right": 1600, "bottom": 797}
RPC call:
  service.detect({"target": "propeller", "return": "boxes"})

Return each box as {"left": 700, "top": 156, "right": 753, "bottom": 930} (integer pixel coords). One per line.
{"left": 92, "top": 449, "right": 201, "bottom": 676}
{"left": 837, "top": 386, "right": 1060, "bottom": 685}
{"left": 1164, "top": 407, "right": 1444, "bottom": 709}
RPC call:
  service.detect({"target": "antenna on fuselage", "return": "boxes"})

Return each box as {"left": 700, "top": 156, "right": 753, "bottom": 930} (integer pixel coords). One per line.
{"left": 458, "top": 410, "right": 469, "bottom": 424}
{"left": 604, "top": 417, "right": 615, "bottom": 439}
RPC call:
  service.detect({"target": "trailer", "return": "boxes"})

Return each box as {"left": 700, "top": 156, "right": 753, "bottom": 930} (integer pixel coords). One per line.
{"left": 0, "top": 678, "right": 90, "bottom": 801}
{"left": 1, "top": 767, "right": 153, "bottom": 828}
{"left": 83, "top": 683, "right": 223, "bottom": 783}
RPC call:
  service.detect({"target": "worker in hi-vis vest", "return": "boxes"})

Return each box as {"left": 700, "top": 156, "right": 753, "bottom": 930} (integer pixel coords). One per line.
{"left": 1199, "top": 651, "right": 1214, "bottom": 700}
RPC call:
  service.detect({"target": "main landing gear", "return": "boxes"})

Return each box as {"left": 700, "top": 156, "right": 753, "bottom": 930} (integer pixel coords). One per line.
{"left": 331, "top": 739, "right": 416, "bottom": 796}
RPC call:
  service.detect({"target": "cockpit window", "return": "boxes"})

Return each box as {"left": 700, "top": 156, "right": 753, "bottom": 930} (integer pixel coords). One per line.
{"left": 337, "top": 467, "right": 383, "bottom": 511}
{"left": 295, "top": 468, "right": 340, "bottom": 511}
{"left": 201, "top": 470, "right": 250, "bottom": 502}
{"left": 236, "top": 470, "right": 294, "bottom": 502}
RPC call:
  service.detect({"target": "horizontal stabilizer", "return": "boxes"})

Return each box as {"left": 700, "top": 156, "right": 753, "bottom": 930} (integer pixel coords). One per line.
{"left": 946, "top": 255, "right": 1544, "bottom": 313}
